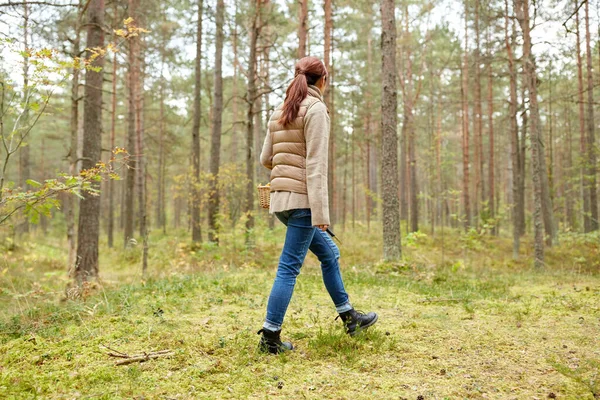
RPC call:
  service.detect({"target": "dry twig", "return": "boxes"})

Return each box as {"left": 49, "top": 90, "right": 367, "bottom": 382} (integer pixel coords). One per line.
{"left": 102, "top": 345, "right": 174, "bottom": 366}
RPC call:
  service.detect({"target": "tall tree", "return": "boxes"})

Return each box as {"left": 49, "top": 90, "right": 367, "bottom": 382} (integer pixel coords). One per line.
{"left": 135, "top": 36, "right": 147, "bottom": 274}
{"left": 66, "top": 0, "right": 84, "bottom": 267}
{"left": 575, "top": 1, "right": 590, "bottom": 232}
{"left": 486, "top": 14, "right": 495, "bottom": 235}
{"left": 298, "top": 0, "right": 308, "bottom": 58}
{"left": 230, "top": 0, "right": 240, "bottom": 163}
{"left": 156, "top": 4, "right": 168, "bottom": 233}
{"left": 74, "top": 0, "right": 105, "bottom": 282}
{"left": 515, "top": 0, "right": 544, "bottom": 268}
{"left": 124, "top": 0, "right": 138, "bottom": 247}
{"left": 244, "top": 0, "right": 261, "bottom": 244}
{"left": 380, "top": 0, "right": 401, "bottom": 260}
{"left": 473, "top": 0, "right": 483, "bottom": 224}
{"left": 19, "top": 0, "right": 30, "bottom": 235}
{"left": 461, "top": 0, "right": 471, "bottom": 230}
{"left": 107, "top": 2, "right": 118, "bottom": 248}
{"left": 208, "top": 0, "right": 225, "bottom": 243}
{"left": 399, "top": 2, "right": 422, "bottom": 233}
{"left": 365, "top": 33, "right": 377, "bottom": 230}
{"left": 191, "top": 0, "right": 203, "bottom": 243}
{"left": 584, "top": 0, "right": 598, "bottom": 231}
{"left": 324, "top": 0, "right": 335, "bottom": 227}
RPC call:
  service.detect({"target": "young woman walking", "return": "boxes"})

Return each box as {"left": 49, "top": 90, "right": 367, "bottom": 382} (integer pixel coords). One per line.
{"left": 258, "top": 56, "right": 378, "bottom": 354}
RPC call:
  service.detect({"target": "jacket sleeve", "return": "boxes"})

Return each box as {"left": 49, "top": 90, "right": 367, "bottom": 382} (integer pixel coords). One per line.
{"left": 259, "top": 128, "right": 273, "bottom": 170}
{"left": 304, "top": 102, "right": 330, "bottom": 226}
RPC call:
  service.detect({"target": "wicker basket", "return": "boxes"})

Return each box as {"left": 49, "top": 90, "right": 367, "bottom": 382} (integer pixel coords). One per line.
{"left": 257, "top": 184, "right": 271, "bottom": 209}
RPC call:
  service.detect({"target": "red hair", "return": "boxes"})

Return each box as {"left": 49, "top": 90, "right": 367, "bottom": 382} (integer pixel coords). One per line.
{"left": 279, "top": 56, "right": 327, "bottom": 126}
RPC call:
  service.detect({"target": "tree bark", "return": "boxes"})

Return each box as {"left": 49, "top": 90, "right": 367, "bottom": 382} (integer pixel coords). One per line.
{"left": 400, "top": 3, "right": 419, "bottom": 233}
{"left": 584, "top": 0, "right": 598, "bottom": 231}
{"left": 135, "top": 39, "right": 147, "bottom": 274}
{"left": 208, "top": 0, "right": 224, "bottom": 243}
{"left": 461, "top": 0, "right": 471, "bottom": 230}
{"left": 575, "top": 2, "right": 590, "bottom": 232}
{"left": 380, "top": 0, "right": 401, "bottom": 260}
{"left": 191, "top": 0, "right": 203, "bottom": 243}
{"left": 486, "top": 17, "right": 495, "bottom": 235}
{"left": 515, "top": 0, "right": 544, "bottom": 268}
{"left": 19, "top": 0, "right": 30, "bottom": 235}
{"left": 156, "top": 14, "right": 167, "bottom": 234}
{"left": 231, "top": 0, "right": 239, "bottom": 163}
{"left": 473, "top": 0, "right": 483, "bottom": 225}
{"left": 365, "top": 33, "right": 377, "bottom": 230}
{"left": 66, "top": 0, "right": 83, "bottom": 269}
{"left": 324, "top": 0, "right": 335, "bottom": 227}
{"left": 74, "top": 0, "right": 104, "bottom": 282}
{"left": 245, "top": 0, "right": 261, "bottom": 245}
{"left": 124, "top": 0, "right": 138, "bottom": 247}
{"left": 107, "top": 2, "right": 117, "bottom": 248}
{"left": 298, "top": 0, "right": 308, "bottom": 59}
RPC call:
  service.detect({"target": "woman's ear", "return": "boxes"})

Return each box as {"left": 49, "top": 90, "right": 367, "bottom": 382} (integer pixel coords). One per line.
{"left": 316, "top": 76, "right": 327, "bottom": 92}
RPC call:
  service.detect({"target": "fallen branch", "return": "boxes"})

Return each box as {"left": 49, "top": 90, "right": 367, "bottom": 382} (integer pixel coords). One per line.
{"left": 102, "top": 345, "right": 174, "bottom": 366}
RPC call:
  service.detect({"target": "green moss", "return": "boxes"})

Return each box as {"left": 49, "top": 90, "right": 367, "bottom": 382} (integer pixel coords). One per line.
{"left": 0, "top": 226, "right": 599, "bottom": 398}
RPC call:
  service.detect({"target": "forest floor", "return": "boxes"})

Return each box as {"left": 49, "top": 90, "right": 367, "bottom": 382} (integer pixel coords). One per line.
{"left": 1, "top": 222, "right": 599, "bottom": 399}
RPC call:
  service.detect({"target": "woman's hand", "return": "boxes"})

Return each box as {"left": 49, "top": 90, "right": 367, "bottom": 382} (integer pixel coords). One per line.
{"left": 315, "top": 224, "right": 329, "bottom": 232}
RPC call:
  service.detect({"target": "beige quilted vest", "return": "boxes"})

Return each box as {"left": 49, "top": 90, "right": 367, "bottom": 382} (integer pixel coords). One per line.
{"left": 267, "top": 87, "right": 324, "bottom": 194}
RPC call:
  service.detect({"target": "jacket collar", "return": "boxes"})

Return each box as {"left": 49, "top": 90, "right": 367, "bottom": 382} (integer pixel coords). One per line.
{"left": 307, "top": 85, "right": 324, "bottom": 101}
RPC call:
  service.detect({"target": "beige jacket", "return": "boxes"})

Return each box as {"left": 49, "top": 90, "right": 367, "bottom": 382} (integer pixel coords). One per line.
{"left": 260, "top": 85, "right": 330, "bottom": 226}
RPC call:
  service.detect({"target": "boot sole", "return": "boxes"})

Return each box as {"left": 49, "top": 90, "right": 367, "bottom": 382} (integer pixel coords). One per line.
{"left": 348, "top": 314, "right": 379, "bottom": 337}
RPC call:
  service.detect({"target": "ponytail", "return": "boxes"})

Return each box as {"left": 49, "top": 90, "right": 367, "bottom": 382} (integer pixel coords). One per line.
{"left": 279, "top": 73, "right": 308, "bottom": 127}
{"left": 278, "top": 56, "right": 328, "bottom": 127}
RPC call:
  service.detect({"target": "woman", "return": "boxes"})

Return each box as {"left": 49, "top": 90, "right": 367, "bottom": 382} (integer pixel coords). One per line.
{"left": 258, "top": 56, "right": 378, "bottom": 354}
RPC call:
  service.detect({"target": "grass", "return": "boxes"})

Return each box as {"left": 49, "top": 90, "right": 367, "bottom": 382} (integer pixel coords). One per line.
{"left": 0, "top": 220, "right": 599, "bottom": 399}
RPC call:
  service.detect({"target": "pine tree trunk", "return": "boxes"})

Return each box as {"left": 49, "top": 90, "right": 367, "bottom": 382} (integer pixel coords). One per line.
{"left": 107, "top": 3, "right": 118, "bottom": 248}
{"left": 231, "top": 0, "right": 239, "bottom": 163}
{"left": 515, "top": 0, "right": 544, "bottom": 268}
{"left": 191, "top": 0, "right": 203, "bottom": 243}
{"left": 584, "top": 0, "right": 598, "bottom": 231}
{"left": 124, "top": 0, "right": 138, "bottom": 247}
{"left": 487, "top": 20, "right": 495, "bottom": 235}
{"left": 208, "top": 0, "right": 224, "bottom": 243}
{"left": 245, "top": 1, "right": 261, "bottom": 245}
{"left": 74, "top": 0, "right": 105, "bottom": 282}
{"left": 67, "top": 0, "right": 83, "bottom": 269}
{"left": 461, "top": 0, "right": 471, "bottom": 230}
{"left": 566, "top": 105, "right": 575, "bottom": 229}
{"left": 324, "top": 0, "right": 336, "bottom": 228}
{"left": 365, "top": 34, "right": 376, "bottom": 230}
{"left": 380, "top": 0, "right": 402, "bottom": 260}
{"left": 19, "top": 0, "right": 30, "bottom": 236}
{"left": 298, "top": 0, "right": 308, "bottom": 59}
{"left": 473, "top": 0, "right": 483, "bottom": 225}
{"left": 518, "top": 81, "right": 527, "bottom": 236}
{"left": 157, "top": 48, "right": 166, "bottom": 233}
{"left": 575, "top": 3, "right": 590, "bottom": 232}
{"left": 136, "top": 42, "right": 147, "bottom": 273}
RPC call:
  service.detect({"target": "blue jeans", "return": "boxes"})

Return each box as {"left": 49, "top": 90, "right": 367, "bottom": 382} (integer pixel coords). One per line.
{"left": 263, "top": 208, "right": 353, "bottom": 331}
